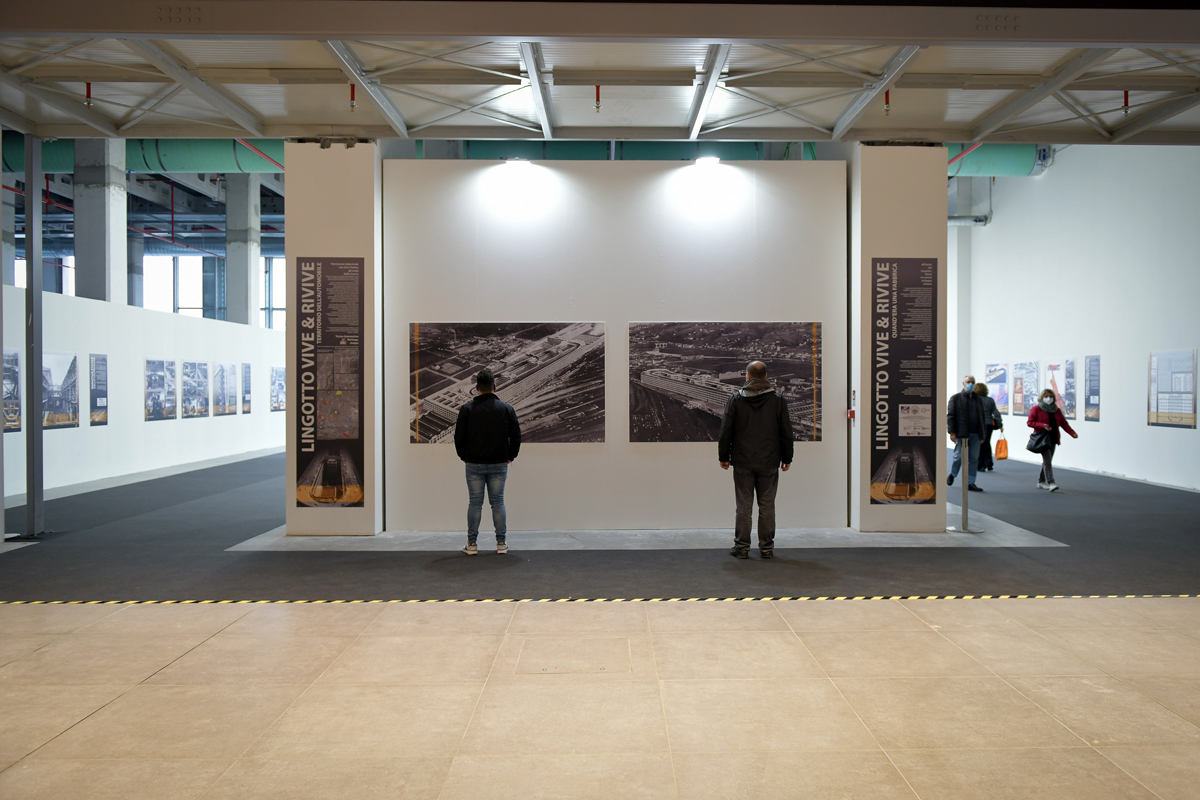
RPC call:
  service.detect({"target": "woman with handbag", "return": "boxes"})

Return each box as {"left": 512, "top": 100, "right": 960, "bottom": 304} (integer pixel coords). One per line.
{"left": 974, "top": 382, "right": 1004, "bottom": 471}
{"left": 1026, "top": 388, "right": 1077, "bottom": 491}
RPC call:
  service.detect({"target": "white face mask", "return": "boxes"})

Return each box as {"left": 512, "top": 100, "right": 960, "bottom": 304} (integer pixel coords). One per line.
{"left": 1041, "top": 396, "right": 1054, "bottom": 405}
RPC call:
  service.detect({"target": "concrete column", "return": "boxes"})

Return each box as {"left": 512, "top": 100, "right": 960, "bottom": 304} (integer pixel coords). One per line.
{"left": 202, "top": 256, "right": 226, "bottom": 320}
{"left": 73, "top": 139, "right": 127, "bottom": 304}
{"left": 849, "top": 145, "right": 949, "bottom": 532}
{"left": 225, "top": 173, "right": 260, "bottom": 324}
{"left": 947, "top": 177, "right": 973, "bottom": 400}
{"left": 127, "top": 231, "right": 143, "bottom": 306}
{"left": 1, "top": 181, "right": 14, "bottom": 285}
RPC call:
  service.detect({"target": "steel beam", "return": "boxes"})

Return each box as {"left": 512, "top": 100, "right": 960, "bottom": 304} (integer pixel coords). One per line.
{"left": 1052, "top": 91, "right": 1111, "bottom": 139}
{"left": 0, "top": 67, "right": 118, "bottom": 136}
{"left": 970, "top": 48, "right": 1120, "bottom": 140}
{"left": 118, "top": 84, "right": 185, "bottom": 132}
{"left": 1140, "top": 49, "right": 1200, "bottom": 79}
{"left": 120, "top": 39, "right": 266, "bottom": 137}
{"left": 24, "top": 135, "right": 44, "bottom": 537}
{"left": 1110, "top": 90, "right": 1200, "bottom": 143}
{"left": 831, "top": 45, "right": 924, "bottom": 141}
{"left": 518, "top": 42, "right": 555, "bottom": 138}
{"left": 323, "top": 40, "right": 409, "bottom": 138}
{"left": 0, "top": 104, "right": 35, "bottom": 133}
{"left": 686, "top": 44, "right": 732, "bottom": 140}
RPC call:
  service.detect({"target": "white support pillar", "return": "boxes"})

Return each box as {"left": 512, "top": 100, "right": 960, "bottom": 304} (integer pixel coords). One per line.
{"left": 225, "top": 172, "right": 260, "bottom": 325}
{"left": 73, "top": 138, "right": 127, "bottom": 303}
{"left": 1, "top": 180, "right": 14, "bottom": 285}
{"left": 285, "top": 142, "right": 383, "bottom": 535}
{"left": 850, "top": 145, "right": 949, "bottom": 532}
{"left": 947, "top": 177, "right": 974, "bottom": 401}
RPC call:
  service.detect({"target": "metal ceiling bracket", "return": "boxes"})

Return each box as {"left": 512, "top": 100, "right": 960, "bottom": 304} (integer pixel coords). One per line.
{"left": 519, "top": 42, "right": 555, "bottom": 139}
{"left": 0, "top": 66, "right": 118, "bottom": 136}
{"left": 970, "top": 48, "right": 1120, "bottom": 141}
{"left": 831, "top": 45, "right": 924, "bottom": 141}
{"left": 121, "top": 39, "right": 266, "bottom": 137}
{"left": 1110, "top": 90, "right": 1200, "bottom": 143}
{"left": 323, "top": 40, "right": 410, "bottom": 138}
{"left": 687, "top": 43, "right": 733, "bottom": 140}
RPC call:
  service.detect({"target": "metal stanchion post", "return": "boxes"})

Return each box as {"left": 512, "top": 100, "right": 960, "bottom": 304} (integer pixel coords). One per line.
{"left": 947, "top": 437, "right": 983, "bottom": 533}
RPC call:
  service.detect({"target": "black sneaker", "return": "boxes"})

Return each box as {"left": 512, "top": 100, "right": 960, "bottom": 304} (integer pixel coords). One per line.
{"left": 729, "top": 547, "right": 748, "bottom": 559}
{"left": 968, "top": 484, "right": 983, "bottom": 492}
{"left": 759, "top": 550, "right": 774, "bottom": 559}
{"left": 947, "top": 474, "right": 954, "bottom": 486}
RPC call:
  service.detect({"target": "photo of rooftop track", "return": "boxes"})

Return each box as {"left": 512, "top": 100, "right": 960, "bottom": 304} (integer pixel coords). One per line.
{"left": 629, "top": 322, "right": 821, "bottom": 443}
{"left": 410, "top": 322, "right": 606, "bottom": 444}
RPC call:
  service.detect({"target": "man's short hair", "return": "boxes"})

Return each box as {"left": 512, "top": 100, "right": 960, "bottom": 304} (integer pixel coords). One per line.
{"left": 747, "top": 361, "right": 767, "bottom": 380}
{"left": 476, "top": 368, "right": 495, "bottom": 391}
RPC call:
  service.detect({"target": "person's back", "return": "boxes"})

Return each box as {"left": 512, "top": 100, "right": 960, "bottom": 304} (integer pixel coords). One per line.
{"left": 718, "top": 362, "right": 794, "bottom": 560}
{"left": 453, "top": 369, "right": 520, "bottom": 555}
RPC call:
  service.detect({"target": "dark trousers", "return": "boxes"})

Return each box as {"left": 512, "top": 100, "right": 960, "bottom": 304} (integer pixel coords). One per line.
{"left": 1039, "top": 442, "right": 1056, "bottom": 484}
{"left": 978, "top": 427, "right": 996, "bottom": 471}
{"left": 733, "top": 466, "right": 779, "bottom": 554}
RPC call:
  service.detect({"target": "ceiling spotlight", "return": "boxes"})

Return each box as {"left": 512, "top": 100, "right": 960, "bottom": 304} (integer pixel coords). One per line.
{"left": 505, "top": 158, "right": 532, "bottom": 166}
{"left": 696, "top": 156, "right": 720, "bottom": 167}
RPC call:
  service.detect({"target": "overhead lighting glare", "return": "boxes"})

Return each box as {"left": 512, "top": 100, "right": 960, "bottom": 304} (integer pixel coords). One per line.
{"left": 505, "top": 157, "right": 532, "bottom": 167}
{"left": 696, "top": 156, "right": 721, "bottom": 168}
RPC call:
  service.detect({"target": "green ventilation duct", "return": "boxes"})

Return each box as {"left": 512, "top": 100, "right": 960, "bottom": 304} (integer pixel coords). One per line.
{"left": 1, "top": 132, "right": 284, "bottom": 173}
{"left": 947, "top": 143, "right": 1041, "bottom": 177}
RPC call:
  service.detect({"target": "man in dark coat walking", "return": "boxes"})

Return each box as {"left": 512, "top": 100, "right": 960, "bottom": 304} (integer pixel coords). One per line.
{"left": 718, "top": 361, "right": 794, "bottom": 559}
{"left": 947, "top": 374, "right": 988, "bottom": 492}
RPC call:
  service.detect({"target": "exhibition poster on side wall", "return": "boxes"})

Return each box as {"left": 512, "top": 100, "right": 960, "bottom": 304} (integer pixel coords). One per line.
{"left": 1148, "top": 349, "right": 1197, "bottom": 429}
{"left": 182, "top": 361, "right": 210, "bottom": 418}
{"left": 89, "top": 354, "right": 108, "bottom": 426}
{"left": 43, "top": 351, "right": 79, "bottom": 429}
{"left": 410, "top": 322, "right": 606, "bottom": 444}
{"left": 868, "top": 258, "right": 938, "bottom": 505}
{"left": 1012, "top": 361, "right": 1040, "bottom": 417}
{"left": 270, "top": 366, "right": 286, "bottom": 411}
{"left": 628, "top": 322, "right": 821, "bottom": 443}
{"left": 1044, "top": 358, "right": 1076, "bottom": 420}
{"left": 145, "top": 359, "right": 177, "bottom": 420}
{"left": 3, "top": 348, "right": 20, "bottom": 432}
{"left": 295, "top": 257, "right": 365, "bottom": 508}
{"left": 1084, "top": 355, "right": 1101, "bottom": 422}
{"left": 984, "top": 363, "right": 1009, "bottom": 415}
{"left": 242, "top": 363, "right": 252, "bottom": 413}
{"left": 213, "top": 362, "right": 238, "bottom": 416}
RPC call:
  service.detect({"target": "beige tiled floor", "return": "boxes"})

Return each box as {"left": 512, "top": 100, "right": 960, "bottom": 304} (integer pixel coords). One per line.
{"left": 0, "top": 597, "right": 1198, "bottom": 798}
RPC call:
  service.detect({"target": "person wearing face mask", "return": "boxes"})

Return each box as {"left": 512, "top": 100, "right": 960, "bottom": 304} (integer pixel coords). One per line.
{"left": 1027, "top": 388, "right": 1077, "bottom": 491}
{"left": 947, "top": 374, "right": 987, "bottom": 492}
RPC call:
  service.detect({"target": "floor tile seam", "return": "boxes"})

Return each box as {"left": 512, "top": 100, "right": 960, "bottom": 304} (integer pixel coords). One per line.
{"left": 768, "top": 601, "right": 924, "bottom": 800}
{"left": 4, "top": 595, "right": 1197, "bottom": 606}
{"left": 1097, "top": 673, "right": 1200, "bottom": 734}
{"left": 0, "top": 636, "right": 64, "bottom": 669}
{"left": 643, "top": 605, "right": 681, "bottom": 800}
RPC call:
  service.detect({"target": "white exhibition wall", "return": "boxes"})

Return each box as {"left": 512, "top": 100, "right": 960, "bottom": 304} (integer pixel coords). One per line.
{"left": 2, "top": 287, "right": 286, "bottom": 500}
{"left": 384, "top": 160, "right": 848, "bottom": 531}
{"left": 968, "top": 145, "right": 1200, "bottom": 490}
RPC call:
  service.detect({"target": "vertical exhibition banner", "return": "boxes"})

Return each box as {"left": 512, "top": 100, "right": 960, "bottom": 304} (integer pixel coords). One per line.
{"left": 89, "top": 354, "right": 108, "bottom": 426}
{"left": 3, "top": 348, "right": 20, "bottom": 432}
{"left": 1148, "top": 349, "right": 1197, "bottom": 429}
{"left": 242, "top": 363, "right": 252, "bottom": 414}
{"left": 1012, "top": 361, "right": 1040, "bottom": 417}
{"left": 869, "top": 258, "right": 938, "bottom": 505}
{"left": 984, "top": 363, "right": 1009, "bottom": 415}
{"left": 1084, "top": 355, "right": 1101, "bottom": 422}
{"left": 295, "top": 257, "right": 365, "bottom": 508}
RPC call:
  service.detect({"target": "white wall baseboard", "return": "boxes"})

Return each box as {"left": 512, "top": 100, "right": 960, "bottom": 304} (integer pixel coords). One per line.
{"left": 4, "top": 446, "right": 285, "bottom": 508}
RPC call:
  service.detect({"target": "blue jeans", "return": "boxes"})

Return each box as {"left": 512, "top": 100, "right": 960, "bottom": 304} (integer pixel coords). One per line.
{"left": 950, "top": 434, "right": 981, "bottom": 485}
{"left": 465, "top": 462, "right": 507, "bottom": 544}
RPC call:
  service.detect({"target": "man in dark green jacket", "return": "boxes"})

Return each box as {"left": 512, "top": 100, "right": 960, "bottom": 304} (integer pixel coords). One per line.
{"left": 718, "top": 361, "right": 794, "bottom": 560}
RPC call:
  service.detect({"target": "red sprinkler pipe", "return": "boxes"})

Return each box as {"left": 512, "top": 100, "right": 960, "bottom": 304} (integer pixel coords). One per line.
{"left": 947, "top": 141, "right": 984, "bottom": 167}
{"left": 234, "top": 138, "right": 285, "bottom": 171}
{"left": 85, "top": 82, "right": 92, "bottom": 106}
{"left": 1124, "top": 90, "right": 1129, "bottom": 115}
{"left": 350, "top": 82, "right": 357, "bottom": 112}
{"left": 884, "top": 89, "right": 890, "bottom": 116}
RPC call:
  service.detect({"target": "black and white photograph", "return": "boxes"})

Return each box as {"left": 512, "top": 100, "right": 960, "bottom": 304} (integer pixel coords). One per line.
{"left": 213, "top": 362, "right": 238, "bottom": 416}
{"left": 410, "top": 322, "right": 606, "bottom": 444}
{"left": 89, "top": 353, "right": 108, "bottom": 426}
{"left": 145, "top": 359, "right": 177, "bottom": 421}
{"left": 242, "top": 363, "right": 252, "bottom": 414}
{"left": 628, "top": 322, "right": 821, "bottom": 443}
{"left": 270, "top": 366, "right": 286, "bottom": 411}
{"left": 43, "top": 351, "right": 80, "bottom": 430}
{"left": 181, "top": 361, "right": 210, "bottom": 419}
{"left": 1013, "top": 360, "right": 1040, "bottom": 416}
{"left": 4, "top": 348, "right": 20, "bottom": 432}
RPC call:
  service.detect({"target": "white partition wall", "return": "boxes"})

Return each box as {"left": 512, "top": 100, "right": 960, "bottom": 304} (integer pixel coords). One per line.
{"left": 850, "top": 146, "right": 949, "bottom": 533}
{"left": 383, "top": 160, "right": 848, "bottom": 532}
{"left": 284, "top": 142, "right": 384, "bottom": 535}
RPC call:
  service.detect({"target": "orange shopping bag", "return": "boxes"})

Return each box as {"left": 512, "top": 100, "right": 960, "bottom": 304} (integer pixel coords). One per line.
{"left": 994, "top": 432, "right": 1008, "bottom": 461}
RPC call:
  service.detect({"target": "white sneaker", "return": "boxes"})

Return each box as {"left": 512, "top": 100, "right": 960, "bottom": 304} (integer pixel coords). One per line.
{"left": 1047, "top": 483, "right": 1060, "bottom": 492}
{"left": 1037, "top": 482, "right": 1048, "bottom": 490}
{"left": 462, "top": 543, "right": 478, "bottom": 556}
{"left": 497, "top": 542, "right": 508, "bottom": 554}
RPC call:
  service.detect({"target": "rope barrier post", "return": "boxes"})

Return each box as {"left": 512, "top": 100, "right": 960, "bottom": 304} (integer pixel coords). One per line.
{"left": 947, "top": 434, "right": 983, "bottom": 534}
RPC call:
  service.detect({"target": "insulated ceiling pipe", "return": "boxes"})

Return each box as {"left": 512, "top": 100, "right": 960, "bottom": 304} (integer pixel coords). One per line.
{"left": 1, "top": 132, "right": 285, "bottom": 173}
{"left": 946, "top": 143, "right": 1046, "bottom": 177}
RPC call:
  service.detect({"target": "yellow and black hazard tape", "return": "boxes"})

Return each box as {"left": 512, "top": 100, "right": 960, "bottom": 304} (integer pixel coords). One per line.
{"left": 0, "top": 594, "right": 1194, "bottom": 605}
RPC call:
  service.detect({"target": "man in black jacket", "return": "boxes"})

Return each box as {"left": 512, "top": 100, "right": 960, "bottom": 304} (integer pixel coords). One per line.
{"left": 718, "top": 361, "right": 794, "bottom": 560}
{"left": 453, "top": 368, "right": 521, "bottom": 555}
{"left": 946, "top": 374, "right": 987, "bottom": 492}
